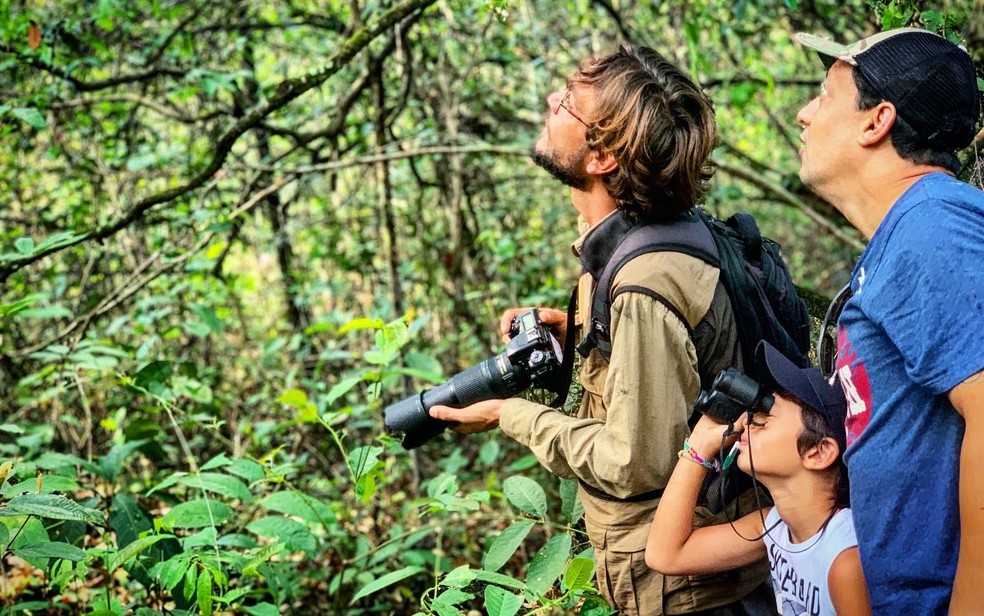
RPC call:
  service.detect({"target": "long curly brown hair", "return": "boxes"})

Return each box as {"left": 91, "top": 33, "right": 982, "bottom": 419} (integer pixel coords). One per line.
{"left": 574, "top": 44, "right": 717, "bottom": 222}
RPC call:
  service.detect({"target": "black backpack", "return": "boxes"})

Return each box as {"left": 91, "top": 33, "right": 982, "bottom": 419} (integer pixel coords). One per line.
{"left": 576, "top": 209, "right": 811, "bottom": 384}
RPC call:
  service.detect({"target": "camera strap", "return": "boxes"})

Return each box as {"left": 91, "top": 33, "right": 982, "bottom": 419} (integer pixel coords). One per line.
{"left": 548, "top": 285, "right": 579, "bottom": 410}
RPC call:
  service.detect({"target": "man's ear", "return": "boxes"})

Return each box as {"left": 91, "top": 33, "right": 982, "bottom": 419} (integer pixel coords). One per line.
{"left": 858, "top": 101, "right": 896, "bottom": 147}
{"left": 586, "top": 149, "right": 618, "bottom": 176}
{"left": 802, "top": 437, "right": 841, "bottom": 472}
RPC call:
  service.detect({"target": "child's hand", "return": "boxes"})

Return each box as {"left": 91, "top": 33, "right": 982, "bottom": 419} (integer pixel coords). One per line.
{"left": 687, "top": 414, "right": 743, "bottom": 462}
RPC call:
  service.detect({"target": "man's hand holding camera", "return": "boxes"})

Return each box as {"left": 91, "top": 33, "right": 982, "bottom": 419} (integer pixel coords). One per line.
{"left": 429, "top": 399, "right": 504, "bottom": 434}
{"left": 428, "top": 306, "right": 567, "bottom": 435}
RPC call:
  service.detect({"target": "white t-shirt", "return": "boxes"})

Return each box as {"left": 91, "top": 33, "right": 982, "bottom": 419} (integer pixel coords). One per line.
{"left": 761, "top": 507, "right": 858, "bottom": 616}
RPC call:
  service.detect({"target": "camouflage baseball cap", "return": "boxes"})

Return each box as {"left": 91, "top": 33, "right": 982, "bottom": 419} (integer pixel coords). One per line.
{"left": 796, "top": 28, "right": 980, "bottom": 152}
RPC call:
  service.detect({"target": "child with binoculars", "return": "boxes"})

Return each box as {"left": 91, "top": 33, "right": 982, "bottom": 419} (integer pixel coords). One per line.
{"left": 646, "top": 341, "right": 870, "bottom": 616}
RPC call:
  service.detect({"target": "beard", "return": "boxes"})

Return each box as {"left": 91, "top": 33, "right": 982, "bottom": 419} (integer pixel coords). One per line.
{"left": 531, "top": 144, "right": 591, "bottom": 191}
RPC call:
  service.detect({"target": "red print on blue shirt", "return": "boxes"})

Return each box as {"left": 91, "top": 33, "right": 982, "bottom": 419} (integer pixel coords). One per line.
{"left": 836, "top": 329, "right": 872, "bottom": 446}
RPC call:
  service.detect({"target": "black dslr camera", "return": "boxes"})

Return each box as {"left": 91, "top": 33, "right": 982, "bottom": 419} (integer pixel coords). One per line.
{"left": 693, "top": 368, "right": 774, "bottom": 424}
{"left": 384, "top": 309, "right": 564, "bottom": 449}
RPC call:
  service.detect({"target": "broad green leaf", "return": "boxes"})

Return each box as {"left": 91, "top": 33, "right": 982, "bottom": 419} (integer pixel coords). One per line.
{"left": 427, "top": 473, "right": 457, "bottom": 499}
{"left": 440, "top": 565, "right": 477, "bottom": 589}
{"left": 162, "top": 499, "right": 232, "bottom": 529}
{"left": 179, "top": 473, "right": 252, "bottom": 502}
{"left": 434, "top": 588, "right": 473, "bottom": 606}
{"left": 579, "top": 596, "right": 617, "bottom": 615}
{"left": 242, "top": 543, "right": 285, "bottom": 576}
{"left": 190, "top": 303, "right": 224, "bottom": 334}
{"left": 246, "top": 516, "right": 316, "bottom": 553}
{"left": 485, "top": 585, "right": 523, "bottom": 616}
{"left": 350, "top": 566, "right": 423, "bottom": 603}
{"left": 12, "top": 541, "right": 86, "bottom": 562}
{"left": 277, "top": 388, "right": 309, "bottom": 408}
{"left": 560, "top": 478, "right": 584, "bottom": 524}
{"left": 108, "top": 534, "right": 174, "bottom": 571}
{"left": 259, "top": 491, "right": 334, "bottom": 525}
{"left": 197, "top": 567, "right": 213, "bottom": 615}
{"left": 348, "top": 446, "right": 382, "bottom": 481}
{"left": 0, "top": 524, "right": 8, "bottom": 547}
{"left": 133, "top": 360, "right": 171, "bottom": 390}
{"left": 200, "top": 454, "right": 232, "bottom": 471}
{"left": 326, "top": 373, "right": 366, "bottom": 406}
{"left": 14, "top": 237, "right": 34, "bottom": 254}
{"left": 98, "top": 440, "right": 147, "bottom": 481}
{"left": 157, "top": 555, "right": 192, "bottom": 591}
{"left": 225, "top": 458, "right": 265, "bottom": 483}
{"left": 563, "top": 556, "right": 594, "bottom": 590}
{"left": 525, "top": 533, "right": 572, "bottom": 595}
{"left": 246, "top": 603, "right": 280, "bottom": 616}
{"left": 4, "top": 494, "right": 103, "bottom": 524}
{"left": 502, "top": 476, "right": 547, "bottom": 517}
{"left": 1, "top": 475, "right": 80, "bottom": 497}
{"left": 483, "top": 519, "right": 535, "bottom": 572}
{"left": 473, "top": 569, "right": 526, "bottom": 590}
{"left": 10, "top": 107, "right": 46, "bottom": 129}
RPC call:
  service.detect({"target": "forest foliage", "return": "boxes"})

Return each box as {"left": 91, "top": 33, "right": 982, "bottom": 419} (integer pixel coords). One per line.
{"left": 0, "top": 0, "right": 982, "bottom": 614}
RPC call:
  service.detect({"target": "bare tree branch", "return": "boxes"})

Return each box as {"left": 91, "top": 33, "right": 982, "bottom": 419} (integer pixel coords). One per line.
{"left": 0, "top": 0, "right": 437, "bottom": 283}
{"left": 714, "top": 159, "right": 865, "bottom": 252}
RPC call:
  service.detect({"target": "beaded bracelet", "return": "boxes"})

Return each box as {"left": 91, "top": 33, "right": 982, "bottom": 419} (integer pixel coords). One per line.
{"left": 682, "top": 438, "right": 721, "bottom": 472}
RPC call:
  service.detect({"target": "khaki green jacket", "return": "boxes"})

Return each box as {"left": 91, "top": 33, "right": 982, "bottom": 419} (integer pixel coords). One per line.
{"left": 498, "top": 213, "right": 762, "bottom": 612}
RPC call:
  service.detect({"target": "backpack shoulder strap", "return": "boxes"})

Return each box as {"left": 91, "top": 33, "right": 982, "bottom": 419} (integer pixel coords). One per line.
{"left": 578, "top": 215, "right": 720, "bottom": 362}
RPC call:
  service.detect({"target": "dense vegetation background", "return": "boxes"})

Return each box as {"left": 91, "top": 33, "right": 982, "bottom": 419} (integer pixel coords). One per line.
{"left": 1, "top": 0, "right": 981, "bottom": 614}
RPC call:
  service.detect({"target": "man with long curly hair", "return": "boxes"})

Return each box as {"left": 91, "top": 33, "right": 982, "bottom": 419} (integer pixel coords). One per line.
{"left": 431, "top": 45, "right": 772, "bottom": 615}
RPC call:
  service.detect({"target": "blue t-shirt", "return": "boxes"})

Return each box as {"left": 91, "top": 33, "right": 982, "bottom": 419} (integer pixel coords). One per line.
{"left": 836, "top": 172, "right": 984, "bottom": 613}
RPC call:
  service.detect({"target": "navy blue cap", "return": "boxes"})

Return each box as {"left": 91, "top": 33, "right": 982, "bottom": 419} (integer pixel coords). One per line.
{"left": 755, "top": 340, "right": 848, "bottom": 453}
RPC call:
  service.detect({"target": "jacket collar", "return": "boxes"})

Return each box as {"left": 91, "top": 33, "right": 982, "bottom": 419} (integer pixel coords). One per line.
{"left": 577, "top": 211, "right": 636, "bottom": 281}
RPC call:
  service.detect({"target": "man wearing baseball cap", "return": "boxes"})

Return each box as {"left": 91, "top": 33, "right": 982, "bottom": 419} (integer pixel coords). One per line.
{"left": 795, "top": 27, "right": 984, "bottom": 612}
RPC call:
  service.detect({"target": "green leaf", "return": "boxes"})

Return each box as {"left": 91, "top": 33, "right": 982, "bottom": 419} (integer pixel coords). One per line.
{"left": 10, "top": 107, "right": 46, "bottom": 129}
{"left": 14, "top": 237, "right": 34, "bottom": 254}
{"left": 162, "top": 499, "right": 232, "bottom": 529}
{"left": 977, "top": 77, "right": 984, "bottom": 93}
{"left": 277, "top": 388, "right": 308, "bottom": 408}
{"left": 525, "top": 533, "right": 572, "bottom": 595}
{"left": 246, "top": 516, "right": 316, "bottom": 553}
{"left": 485, "top": 585, "right": 523, "bottom": 616}
{"left": 246, "top": 603, "right": 280, "bottom": 616}
{"left": 326, "top": 373, "right": 366, "bottom": 406}
{"left": 133, "top": 360, "right": 172, "bottom": 390}
{"left": 502, "top": 476, "right": 547, "bottom": 517}
{"left": 226, "top": 458, "right": 265, "bottom": 483}
{"left": 242, "top": 542, "right": 285, "bottom": 576}
{"left": 350, "top": 566, "right": 423, "bottom": 603}
{"left": 563, "top": 556, "right": 594, "bottom": 591}
{"left": 98, "top": 440, "right": 147, "bottom": 481}
{"left": 338, "top": 317, "right": 384, "bottom": 334}
{"left": 200, "top": 454, "right": 232, "bottom": 471}
{"left": 579, "top": 596, "right": 617, "bottom": 615}
{"left": 179, "top": 473, "right": 252, "bottom": 502}
{"left": 441, "top": 565, "right": 478, "bottom": 588}
{"left": 157, "top": 555, "right": 191, "bottom": 591}
{"left": 427, "top": 473, "right": 458, "bottom": 499}
{"left": 348, "top": 445, "right": 383, "bottom": 481}
{"left": 560, "top": 478, "right": 583, "bottom": 524}
{"left": 259, "top": 491, "right": 334, "bottom": 525}
{"left": 190, "top": 303, "right": 224, "bottom": 334}
{"left": 197, "top": 567, "right": 213, "bottom": 615}
{"left": 108, "top": 534, "right": 174, "bottom": 571}
{"left": 12, "top": 541, "right": 86, "bottom": 562}
{"left": 473, "top": 569, "right": 526, "bottom": 590}
{"left": 483, "top": 519, "right": 535, "bottom": 572}
{"left": 4, "top": 494, "right": 103, "bottom": 524}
